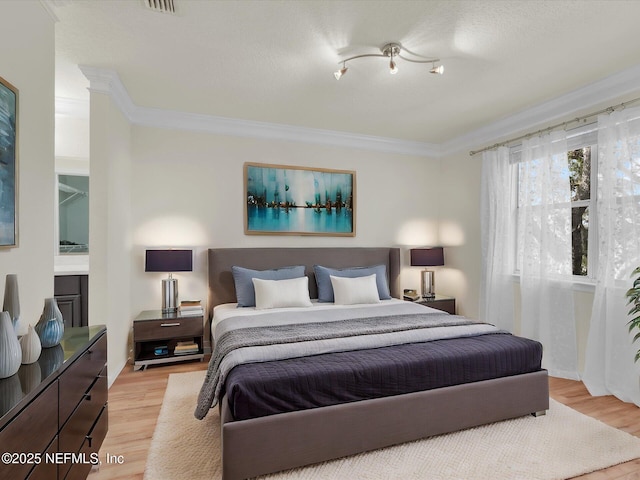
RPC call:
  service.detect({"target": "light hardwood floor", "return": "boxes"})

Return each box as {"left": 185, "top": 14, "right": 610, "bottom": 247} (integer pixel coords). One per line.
{"left": 88, "top": 360, "right": 640, "bottom": 480}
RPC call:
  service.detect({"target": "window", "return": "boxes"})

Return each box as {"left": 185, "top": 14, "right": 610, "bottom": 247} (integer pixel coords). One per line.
{"left": 513, "top": 125, "right": 597, "bottom": 279}
{"left": 568, "top": 146, "right": 594, "bottom": 276}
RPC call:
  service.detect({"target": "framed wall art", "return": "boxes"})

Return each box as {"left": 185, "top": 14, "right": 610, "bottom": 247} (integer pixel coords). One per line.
{"left": 0, "top": 76, "right": 17, "bottom": 247}
{"left": 244, "top": 162, "right": 356, "bottom": 236}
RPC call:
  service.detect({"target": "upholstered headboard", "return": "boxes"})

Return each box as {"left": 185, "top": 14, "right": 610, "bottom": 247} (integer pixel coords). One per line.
{"left": 207, "top": 247, "right": 401, "bottom": 314}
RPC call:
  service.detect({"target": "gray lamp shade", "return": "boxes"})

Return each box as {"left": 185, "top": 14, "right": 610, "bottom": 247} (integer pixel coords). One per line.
{"left": 145, "top": 249, "right": 193, "bottom": 273}
{"left": 410, "top": 247, "right": 444, "bottom": 267}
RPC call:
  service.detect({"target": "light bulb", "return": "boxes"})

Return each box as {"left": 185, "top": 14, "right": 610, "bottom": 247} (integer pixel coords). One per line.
{"left": 334, "top": 65, "right": 348, "bottom": 80}
{"left": 389, "top": 59, "right": 398, "bottom": 75}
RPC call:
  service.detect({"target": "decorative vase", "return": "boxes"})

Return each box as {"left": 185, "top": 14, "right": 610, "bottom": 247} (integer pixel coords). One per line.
{"left": 19, "top": 324, "right": 42, "bottom": 364}
{"left": 2, "top": 274, "right": 20, "bottom": 330}
{"left": 0, "top": 311, "right": 21, "bottom": 379}
{"left": 35, "top": 298, "right": 64, "bottom": 348}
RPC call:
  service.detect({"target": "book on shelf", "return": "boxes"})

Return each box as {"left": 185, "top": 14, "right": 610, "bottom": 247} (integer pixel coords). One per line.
{"left": 174, "top": 341, "right": 199, "bottom": 355}
{"left": 178, "top": 300, "right": 204, "bottom": 316}
{"left": 180, "top": 300, "right": 201, "bottom": 307}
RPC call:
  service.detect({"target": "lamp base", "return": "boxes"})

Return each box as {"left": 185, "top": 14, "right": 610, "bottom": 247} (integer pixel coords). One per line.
{"left": 420, "top": 270, "right": 435, "bottom": 298}
{"left": 161, "top": 277, "right": 178, "bottom": 314}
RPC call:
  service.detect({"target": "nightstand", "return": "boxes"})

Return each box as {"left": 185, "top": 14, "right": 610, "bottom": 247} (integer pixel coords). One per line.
{"left": 133, "top": 310, "right": 204, "bottom": 370}
{"left": 409, "top": 294, "right": 456, "bottom": 314}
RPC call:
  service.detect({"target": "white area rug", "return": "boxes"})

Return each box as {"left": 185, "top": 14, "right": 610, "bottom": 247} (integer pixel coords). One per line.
{"left": 144, "top": 370, "right": 640, "bottom": 480}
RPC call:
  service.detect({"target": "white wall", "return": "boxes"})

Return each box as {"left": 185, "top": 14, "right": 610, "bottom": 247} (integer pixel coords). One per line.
{"left": 55, "top": 114, "right": 89, "bottom": 159}
{"left": 128, "top": 126, "right": 440, "bottom": 348}
{"left": 88, "top": 92, "right": 132, "bottom": 385}
{"left": 437, "top": 152, "right": 483, "bottom": 319}
{"left": 0, "top": 1, "right": 55, "bottom": 335}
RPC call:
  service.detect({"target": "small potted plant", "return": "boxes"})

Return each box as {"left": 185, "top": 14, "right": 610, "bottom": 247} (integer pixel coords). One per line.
{"left": 626, "top": 266, "right": 640, "bottom": 362}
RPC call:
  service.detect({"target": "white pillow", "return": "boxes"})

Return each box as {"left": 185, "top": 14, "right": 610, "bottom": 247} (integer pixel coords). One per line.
{"left": 252, "top": 276, "right": 313, "bottom": 310}
{"left": 330, "top": 274, "right": 381, "bottom": 305}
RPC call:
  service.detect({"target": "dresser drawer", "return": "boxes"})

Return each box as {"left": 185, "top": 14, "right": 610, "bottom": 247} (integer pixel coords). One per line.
{"left": 59, "top": 333, "right": 107, "bottom": 426}
{"left": 63, "top": 406, "right": 108, "bottom": 480}
{"left": 59, "top": 370, "right": 107, "bottom": 453}
{"left": 134, "top": 317, "right": 203, "bottom": 341}
{"left": 59, "top": 367, "right": 107, "bottom": 479}
{"left": 0, "top": 382, "right": 58, "bottom": 479}
{"left": 26, "top": 437, "right": 58, "bottom": 480}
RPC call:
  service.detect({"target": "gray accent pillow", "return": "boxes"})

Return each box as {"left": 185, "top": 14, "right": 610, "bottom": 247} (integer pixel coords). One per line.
{"left": 313, "top": 264, "right": 391, "bottom": 302}
{"left": 232, "top": 265, "right": 306, "bottom": 307}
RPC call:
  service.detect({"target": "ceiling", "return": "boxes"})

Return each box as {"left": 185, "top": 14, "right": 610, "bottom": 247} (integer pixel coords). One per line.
{"left": 52, "top": 0, "right": 640, "bottom": 146}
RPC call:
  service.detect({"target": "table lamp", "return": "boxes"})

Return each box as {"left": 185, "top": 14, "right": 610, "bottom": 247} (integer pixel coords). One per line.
{"left": 145, "top": 249, "right": 193, "bottom": 313}
{"left": 410, "top": 247, "right": 444, "bottom": 299}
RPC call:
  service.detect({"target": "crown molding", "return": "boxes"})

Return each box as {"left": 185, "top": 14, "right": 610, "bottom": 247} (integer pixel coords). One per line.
{"left": 78, "top": 65, "right": 138, "bottom": 120}
{"left": 130, "top": 106, "right": 441, "bottom": 156}
{"left": 78, "top": 66, "right": 440, "bottom": 157}
{"left": 74, "top": 63, "right": 640, "bottom": 159}
{"left": 440, "top": 62, "right": 640, "bottom": 157}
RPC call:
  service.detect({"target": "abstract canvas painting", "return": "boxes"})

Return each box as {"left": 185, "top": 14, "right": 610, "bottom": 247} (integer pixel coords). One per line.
{"left": 244, "top": 163, "right": 356, "bottom": 236}
{"left": 0, "top": 76, "right": 17, "bottom": 247}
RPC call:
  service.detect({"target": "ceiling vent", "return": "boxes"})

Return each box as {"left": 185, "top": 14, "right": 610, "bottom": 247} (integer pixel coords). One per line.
{"left": 142, "top": 0, "right": 176, "bottom": 14}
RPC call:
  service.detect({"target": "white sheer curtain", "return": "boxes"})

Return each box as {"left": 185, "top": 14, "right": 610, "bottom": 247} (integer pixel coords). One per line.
{"left": 480, "top": 147, "right": 515, "bottom": 332}
{"left": 583, "top": 107, "right": 640, "bottom": 406}
{"left": 518, "top": 131, "right": 579, "bottom": 380}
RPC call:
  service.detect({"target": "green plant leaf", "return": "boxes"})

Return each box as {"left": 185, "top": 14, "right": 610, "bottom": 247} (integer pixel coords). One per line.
{"left": 626, "top": 266, "right": 640, "bottom": 363}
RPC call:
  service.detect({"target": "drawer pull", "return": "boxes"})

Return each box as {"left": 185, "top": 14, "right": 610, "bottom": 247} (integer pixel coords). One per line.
{"left": 87, "top": 435, "right": 93, "bottom": 448}
{"left": 160, "top": 322, "right": 181, "bottom": 327}
{"left": 83, "top": 393, "right": 92, "bottom": 401}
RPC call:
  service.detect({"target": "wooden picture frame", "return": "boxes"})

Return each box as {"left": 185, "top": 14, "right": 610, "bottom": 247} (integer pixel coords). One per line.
{"left": 244, "top": 162, "right": 356, "bottom": 236}
{"left": 0, "top": 76, "right": 18, "bottom": 247}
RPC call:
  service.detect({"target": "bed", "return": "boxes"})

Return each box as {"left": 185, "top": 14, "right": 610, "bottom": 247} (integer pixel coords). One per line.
{"left": 198, "top": 247, "right": 549, "bottom": 480}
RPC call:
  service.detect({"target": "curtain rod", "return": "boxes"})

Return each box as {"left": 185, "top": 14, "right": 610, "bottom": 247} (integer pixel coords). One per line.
{"left": 468, "top": 95, "right": 640, "bottom": 156}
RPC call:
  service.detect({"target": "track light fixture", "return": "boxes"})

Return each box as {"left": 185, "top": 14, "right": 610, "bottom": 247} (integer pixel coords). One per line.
{"left": 334, "top": 43, "right": 443, "bottom": 80}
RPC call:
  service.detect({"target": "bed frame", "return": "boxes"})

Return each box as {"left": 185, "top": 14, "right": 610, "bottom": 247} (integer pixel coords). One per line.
{"left": 207, "top": 247, "right": 549, "bottom": 480}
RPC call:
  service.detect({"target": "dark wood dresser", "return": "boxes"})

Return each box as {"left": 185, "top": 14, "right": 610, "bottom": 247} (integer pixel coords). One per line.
{"left": 0, "top": 326, "right": 107, "bottom": 480}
